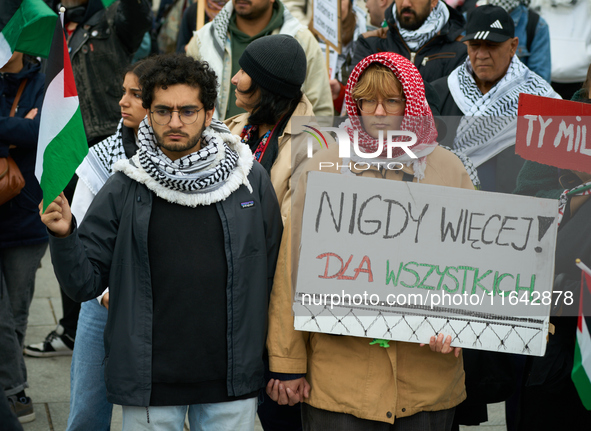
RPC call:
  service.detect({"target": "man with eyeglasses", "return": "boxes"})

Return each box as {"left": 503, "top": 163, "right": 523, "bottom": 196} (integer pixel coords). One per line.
{"left": 38, "top": 54, "right": 283, "bottom": 430}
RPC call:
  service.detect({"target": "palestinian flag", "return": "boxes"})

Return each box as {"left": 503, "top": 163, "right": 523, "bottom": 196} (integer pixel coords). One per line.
{"left": 572, "top": 270, "right": 591, "bottom": 410}
{"left": 0, "top": 0, "right": 57, "bottom": 68}
{"left": 35, "top": 16, "right": 87, "bottom": 211}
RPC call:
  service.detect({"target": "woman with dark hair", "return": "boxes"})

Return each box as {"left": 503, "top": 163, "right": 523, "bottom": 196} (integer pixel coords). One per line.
{"left": 225, "top": 34, "right": 314, "bottom": 431}
{"left": 57, "top": 58, "right": 152, "bottom": 431}
{"left": 225, "top": 34, "right": 314, "bottom": 222}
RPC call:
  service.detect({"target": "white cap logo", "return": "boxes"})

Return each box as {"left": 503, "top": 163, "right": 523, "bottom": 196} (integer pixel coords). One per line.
{"left": 474, "top": 31, "right": 490, "bottom": 39}
{"left": 490, "top": 20, "right": 503, "bottom": 29}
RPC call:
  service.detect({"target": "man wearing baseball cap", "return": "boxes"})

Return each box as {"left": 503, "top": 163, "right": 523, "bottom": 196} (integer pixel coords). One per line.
{"left": 432, "top": 5, "right": 560, "bottom": 429}
{"left": 432, "top": 4, "right": 559, "bottom": 193}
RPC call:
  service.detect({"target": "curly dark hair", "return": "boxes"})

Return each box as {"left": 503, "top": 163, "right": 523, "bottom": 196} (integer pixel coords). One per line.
{"left": 138, "top": 54, "right": 218, "bottom": 111}
{"left": 238, "top": 80, "right": 303, "bottom": 126}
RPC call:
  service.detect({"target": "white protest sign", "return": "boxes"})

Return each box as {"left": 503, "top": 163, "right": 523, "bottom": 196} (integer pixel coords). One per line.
{"left": 312, "top": 0, "right": 340, "bottom": 52}
{"left": 294, "top": 172, "right": 559, "bottom": 356}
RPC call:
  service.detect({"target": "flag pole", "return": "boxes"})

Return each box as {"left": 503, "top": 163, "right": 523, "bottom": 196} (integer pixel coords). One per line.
{"left": 576, "top": 259, "right": 591, "bottom": 277}
{"left": 36, "top": 4, "right": 88, "bottom": 211}
{"left": 59, "top": 6, "right": 65, "bottom": 25}
{"left": 196, "top": 0, "right": 205, "bottom": 31}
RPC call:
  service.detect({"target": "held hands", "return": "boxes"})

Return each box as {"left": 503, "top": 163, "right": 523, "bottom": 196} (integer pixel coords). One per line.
{"left": 38, "top": 192, "right": 73, "bottom": 238}
{"left": 266, "top": 377, "right": 310, "bottom": 406}
{"left": 421, "top": 333, "right": 462, "bottom": 358}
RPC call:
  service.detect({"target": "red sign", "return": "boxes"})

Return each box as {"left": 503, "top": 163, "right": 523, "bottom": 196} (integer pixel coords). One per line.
{"left": 516, "top": 94, "right": 591, "bottom": 173}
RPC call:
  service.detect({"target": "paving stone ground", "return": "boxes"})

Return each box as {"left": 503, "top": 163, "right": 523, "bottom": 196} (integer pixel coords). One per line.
{"left": 22, "top": 250, "right": 505, "bottom": 430}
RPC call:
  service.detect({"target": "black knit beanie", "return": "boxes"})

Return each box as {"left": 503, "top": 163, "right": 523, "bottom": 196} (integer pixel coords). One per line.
{"left": 239, "top": 35, "right": 307, "bottom": 99}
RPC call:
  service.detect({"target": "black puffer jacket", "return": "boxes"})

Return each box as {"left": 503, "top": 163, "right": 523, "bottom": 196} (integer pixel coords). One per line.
{"left": 352, "top": 3, "right": 467, "bottom": 83}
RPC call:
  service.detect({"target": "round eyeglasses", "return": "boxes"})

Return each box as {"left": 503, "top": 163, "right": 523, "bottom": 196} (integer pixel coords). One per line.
{"left": 357, "top": 98, "right": 405, "bottom": 114}
{"left": 150, "top": 107, "right": 203, "bottom": 125}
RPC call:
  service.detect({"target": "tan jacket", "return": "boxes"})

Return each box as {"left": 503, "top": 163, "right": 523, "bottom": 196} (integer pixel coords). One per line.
{"left": 225, "top": 95, "right": 316, "bottom": 223}
{"left": 268, "top": 145, "right": 472, "bottom": 424}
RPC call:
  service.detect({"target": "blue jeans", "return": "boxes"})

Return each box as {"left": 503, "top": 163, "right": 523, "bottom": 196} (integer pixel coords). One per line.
{"left": 66, "top": 298, "right": 112, "bottom": 431}
{"left": 121, "top": 397, "right": 257, "bottom": 431}
{"left": 0, "top": 242, "right": 48, "bottom": 395}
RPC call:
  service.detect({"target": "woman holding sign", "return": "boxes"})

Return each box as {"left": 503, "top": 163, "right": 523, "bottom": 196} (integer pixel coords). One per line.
{"left": 266, "top": 52, "right": 473, "bottom": 430}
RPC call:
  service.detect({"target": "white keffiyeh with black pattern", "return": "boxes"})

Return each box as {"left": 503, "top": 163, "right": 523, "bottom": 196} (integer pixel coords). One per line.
{"left": 394, "top": 1, "right": 449, "bottom": 51}
{"left": 76, "top": 120, "right": 129, "bottom": 195}
{"left": 114, "top": 118, "right": 253, "bottom": 207}
{"left": 448, "top": 56, "right": 560, "bottom": 167}
{"left": 484, "top": 0, "right": 529, "bottom": 13}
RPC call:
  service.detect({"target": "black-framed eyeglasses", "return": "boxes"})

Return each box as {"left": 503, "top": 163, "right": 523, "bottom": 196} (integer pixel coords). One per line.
{"left": 150, "top": 107, "right": 203, "bottom": 125}
{"left": 357, "top": 98, "right": 405, "bottom": 114}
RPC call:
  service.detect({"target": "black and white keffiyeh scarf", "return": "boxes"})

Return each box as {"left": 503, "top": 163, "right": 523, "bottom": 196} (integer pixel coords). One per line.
{"left": 76, "top": 120, "right": 128, "bottom": 194}
{"left": 393, "top": 1, "right": 449, "bottom": 51}
{"left": 114, "top": 118, "right": 253, "bottom": 207}
{"left": 486, "top": 0, "right": 529, "bottom": 12}
{"left": 448, "top": 56, "right": 560, "bottom": 167}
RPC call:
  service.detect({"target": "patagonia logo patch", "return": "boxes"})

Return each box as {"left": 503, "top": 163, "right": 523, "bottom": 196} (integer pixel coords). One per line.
{"left": 241, "top": 201, "right": 255, "bottom": 209}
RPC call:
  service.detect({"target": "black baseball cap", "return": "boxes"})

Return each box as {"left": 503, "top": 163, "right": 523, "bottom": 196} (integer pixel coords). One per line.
{"left": 461, "top": 5, "right": 515, "bottom": 43}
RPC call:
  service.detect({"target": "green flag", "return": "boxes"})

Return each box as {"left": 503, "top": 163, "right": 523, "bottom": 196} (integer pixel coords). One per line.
{"left": 0, "top": 0, "right": 57, "bottom": 68}
{"left": 35, "top": 17, "right": 88, "bottom": 211}
{"left": 101, "top": 0, "right": 118, "bottom": 8}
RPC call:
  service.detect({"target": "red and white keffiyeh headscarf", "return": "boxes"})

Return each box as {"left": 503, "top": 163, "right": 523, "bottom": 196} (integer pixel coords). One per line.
{"left": 344, "top": 52, "right": 438, "bottom": 177}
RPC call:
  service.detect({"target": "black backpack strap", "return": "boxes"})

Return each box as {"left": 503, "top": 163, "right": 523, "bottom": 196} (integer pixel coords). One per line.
{"left": 526, "top": 9, "right": 540, "bottom": 53}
